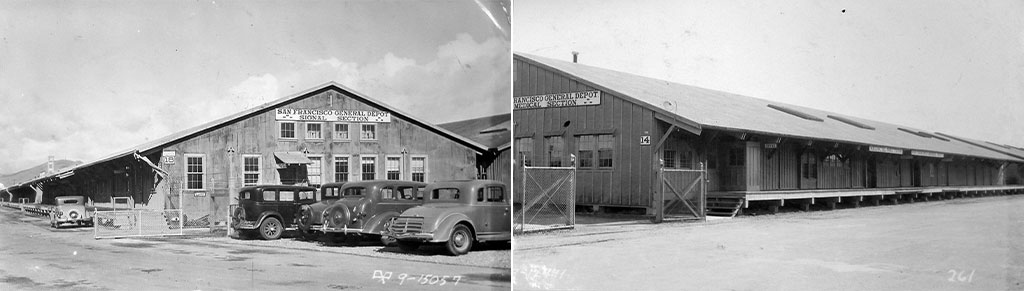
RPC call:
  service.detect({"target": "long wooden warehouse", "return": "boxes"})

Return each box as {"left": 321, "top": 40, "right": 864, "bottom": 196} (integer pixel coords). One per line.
{"left": 3, "top": 82, "right": 508, "bottom": 227}
{"left": 513, "top": 53, "right": 1024, "bottom": 215}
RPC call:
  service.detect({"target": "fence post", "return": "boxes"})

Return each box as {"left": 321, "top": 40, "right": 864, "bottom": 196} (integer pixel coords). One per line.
{"left": 518, "top": 152, "right": 526, "bottom": 234}
{"left": 700, "top": 162, "right": 707, "bottom": 222}
{"left": 654, "top": 166, "right": 664, "bottom": 223}
{"left": 137, "top": 210, "right": 142, "bottom": 236}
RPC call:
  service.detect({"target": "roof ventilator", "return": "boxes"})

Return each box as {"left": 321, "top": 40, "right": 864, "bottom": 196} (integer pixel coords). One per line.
{"left": 766, "top": 104, "right": 824, "bottom": 122}
{"left": 826, "top": 115, "right": 875, "bottom": 130}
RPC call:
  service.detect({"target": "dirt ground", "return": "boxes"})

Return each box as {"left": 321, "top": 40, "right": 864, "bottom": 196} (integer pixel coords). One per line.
{"left": 513, "top": 194, "right": 1024, "bottom": 290}
{"left": 0, "top": 207, "right": 510, "bottom": 290}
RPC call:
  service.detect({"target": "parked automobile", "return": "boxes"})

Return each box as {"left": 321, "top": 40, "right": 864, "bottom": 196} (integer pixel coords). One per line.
{"left": 231, "top": 185, "right": 317, "bottom": 240}
{"left": 296, "top": 182, "right": 346, "bottom": 239}
{"left": 315, "top": 180, "right": 427, "bottom": 241}
{"left": 385, "top": 180, "right": 511, "bottom": 255}
{"left": 50, "top": 196, "right": 93, "bottom": 228}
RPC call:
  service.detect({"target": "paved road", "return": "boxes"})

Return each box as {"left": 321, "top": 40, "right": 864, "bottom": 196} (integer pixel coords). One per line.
{"left": 514, "top": 194, "right": 1024, "bottom": 290}
{"left": 0, "top": 207, "right": 510, "bottom": 290}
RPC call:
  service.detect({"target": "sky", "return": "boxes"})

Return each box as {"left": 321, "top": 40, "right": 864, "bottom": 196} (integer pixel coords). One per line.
{"left": 0, "top": 0, "right": 511, "bottom": 174}
{"left": 514, "top": 0, "right": 1023, "bottom": 149}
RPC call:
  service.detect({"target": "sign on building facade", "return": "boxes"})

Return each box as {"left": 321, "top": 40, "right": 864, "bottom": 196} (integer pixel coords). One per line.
{"left": 275, "top": 109, "right": 391, "bottom": 123}
{"left": 513, "top": 91, "right": 602, "bottom": 110}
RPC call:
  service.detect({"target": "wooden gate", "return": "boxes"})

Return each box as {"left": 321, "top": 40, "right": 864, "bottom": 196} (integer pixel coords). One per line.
{"left": 654, "top": 163, "right": 706, "bottom": 223}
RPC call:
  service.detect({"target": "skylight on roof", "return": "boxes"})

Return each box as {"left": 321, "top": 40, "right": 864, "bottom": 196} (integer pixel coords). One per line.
{"left": 898, "top": 128, "right": 946, "bottom": 141}
{"left": 826, "top": 115, "right": 875, "bottom": 130}
{"left": 767, "top": 104, "right": 823, "bottom": 122}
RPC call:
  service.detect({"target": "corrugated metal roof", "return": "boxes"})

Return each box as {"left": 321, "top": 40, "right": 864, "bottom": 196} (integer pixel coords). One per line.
{"left": 438, "top": 113, "right": 511, "bottom": 150}
{"left": 517, "top": 53, "right": 1022, "bottom": 162}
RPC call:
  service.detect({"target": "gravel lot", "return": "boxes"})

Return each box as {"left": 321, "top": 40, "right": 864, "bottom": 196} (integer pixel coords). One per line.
{"left": 513, "top": 194, "right": 1024, "bottom": 290}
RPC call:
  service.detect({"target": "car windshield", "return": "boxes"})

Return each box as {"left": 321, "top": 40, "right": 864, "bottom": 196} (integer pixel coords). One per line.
{"left": 429, "top": 188, "right": 460, "bottom": 202}
{"left": 342, "top": 187, "right": 366, "bottom": 197}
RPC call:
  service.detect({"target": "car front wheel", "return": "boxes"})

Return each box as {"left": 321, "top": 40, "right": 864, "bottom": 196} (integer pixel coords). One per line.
{"left": 259, "top": 217, "right": 283, "bottom": 240}
{"left": 445, "top": 224, "right": 473, "bottom": 256}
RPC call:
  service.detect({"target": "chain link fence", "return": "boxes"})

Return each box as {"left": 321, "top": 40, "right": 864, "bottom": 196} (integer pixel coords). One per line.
{"left": 514, "top": 166, "right": 576, "bottom": 234}
{"left": 93, "top": 209, "right": 209, "bottom": 239}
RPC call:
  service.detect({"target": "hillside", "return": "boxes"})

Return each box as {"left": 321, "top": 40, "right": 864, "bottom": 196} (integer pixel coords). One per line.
{"left": 0, "top": 160, "right": 82, "bottom": 187}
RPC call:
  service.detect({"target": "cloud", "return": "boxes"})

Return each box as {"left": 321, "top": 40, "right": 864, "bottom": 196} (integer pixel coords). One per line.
{"left": 302, "top": 33, "right": 510, "bottom": 123}
{"left": 229, "top": 74, "right": 280, "bottom": 108}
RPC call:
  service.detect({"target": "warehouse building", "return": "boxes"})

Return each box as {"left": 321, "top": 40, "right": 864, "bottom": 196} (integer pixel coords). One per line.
{"left": 513, "top": 53, "right": 1024, "bottom": 215}
{"left": 2, "top": 82, "right": 507, "bottom": 227}
{"left": 439, "top": 113, "right": 512, "bottom": 187}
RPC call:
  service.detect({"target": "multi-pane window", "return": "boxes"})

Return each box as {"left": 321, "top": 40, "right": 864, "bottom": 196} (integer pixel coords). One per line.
{"left": 515, "top": 138, "right": 533, "bottom": 166}
{"left": 663, "top": 150, "right": 676, "bottom": 168}
{"left": 306, "top": 123, "right": 323, "bottom": 139}
{"left": 800, "top": 152, "right": 818, "bottom": 179}
{"left": 679, "top": 150, "right": 692, "bottom": 169}
{"left": 280, "top": 122, "right": 296, "bottom": 139}
{"left": 334, "top": 156, "right": 349, "bottom": 182}
{"left": 578, "top": 135, "right": 596, "bottom": 168}
{"left": 243, "top": 155, "right": 260, "bottom": 186}
{"left": 728, "top": 148, "right": 745, "bottom": 167}
{"left": 411, "top": 156, "right": 426, "bottom": 182}
{"left": 361, "top": 156, "right": 376, "bottom": 180}
{"left": 597, "top": 135, "right": 614, "bottom": 168}
{"left": 545, "top": 136, "right": 564, "bottom": 167}
{"left": 360, "top": 124, "right": 377, "bottom": 140}
{"left": 307, "top": 156, "right": 322, "bottom": 186}
{"left": 386, "top": 156, "right": 401, "bottom": 180}
{"left": 334, "top": 123, "right": 350, "bottom": 140}
{"left": 186, "top": 155, "right": 204, "bottom": 190}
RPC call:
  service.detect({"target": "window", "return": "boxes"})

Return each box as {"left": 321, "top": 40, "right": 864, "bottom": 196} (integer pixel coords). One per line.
{"left": 360, "top": 124, "right": 377, "bottom": 140}
{"left": 597, "top": 135, "right": 614, "bottom": 168}
{"left": 299, "top": 190, "right": 315, "bottom": 200}
{"left": 800, "top": 152, "right": 818, "bottom": 179}
{"left": 343, "top": 187, "right": 366, "bottom": 197}
{"left": 397, "top": 186, "right": 420, "bottom": 200}
{"left": 477, "top": 188, "right": 485, "bottom": 202}
{"left": 381, "top": 187, "right": 396, "bottom": 200}
{"left": 663, "top": 150, "right": 676, "bottom": 168}
{"left": 487, "top": 186, "right": 504, "bottom": 202}
{"left": 361, "top": 156, "right": 376, "bottom": 180}
{"left": 432, "top": 188, "right": 460, "bottom": 201}
{"left": 307, "top": 156, "right": 322, "bottom": 186}
{"left": 545, "top": 136, "right": 564, "bottom": 167}
{"left": 578, "top": 135, "right": 595, "bottom": 168}
{"left": 515, "top": 138, "right": 533, "bottom": 166}
{"left": 185, "top": 154, "right": 205, "bottom": 190}
{"left": 243, "top": 155, "right": 260, "bottom": 187}
{"left": 386, "top": 156, "right": 401, "bottom": 180}
{"left": 241, "top": 191, "right": 251, "bottom": 200}
{"left": 280, "top": 122, "right": 296, "bottom": 139}
{"left": 728, "top": 148, "right": 744, "bottom": 167}
{"left": 411, "top": 156, "right": 427, "bottom": 182}
{"left": 262, "top": 189, "right": 276, "bottom": 201}
{"left": 306, "top": 123, "right": 323, "bottom": 139}
{"left": 322, "top": 187, "right": 340, "bottom": 199}
{"left": 334, "top": 123, "right": 350, "bottom": 140}
{"left": 279, "top": 190, "right": 294, "bottom": 202}
{"left": 334, "top": 156, "right": 349, "bottom": 182}
{"left": 679, "top": 151, "right": 693, "bottom": 169}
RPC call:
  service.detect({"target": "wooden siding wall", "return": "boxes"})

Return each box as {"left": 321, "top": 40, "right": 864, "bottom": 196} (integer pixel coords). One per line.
{"left": 514, "top": 59, "right": 656, "bottom": 208}
{"left": 157, "top": 89, "right": 479, "bottom": 221}
{"left": 487, "top": 149, "right": 512, "bottom": 187}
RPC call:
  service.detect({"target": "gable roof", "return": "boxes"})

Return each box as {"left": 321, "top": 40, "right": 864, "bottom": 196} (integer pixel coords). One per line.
{"left": 438, "top": 113, "right": 511, "bottom": 151}
{"left": 4, "top": 82, "right": 489, "bottom": 191}
{"left": 516, "top": 53, "right": 1022, "bottom": 162}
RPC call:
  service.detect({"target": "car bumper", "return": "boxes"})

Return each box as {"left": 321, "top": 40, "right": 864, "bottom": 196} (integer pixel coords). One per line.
{"left": 387, "top": 232, "right": 438, "bottom": 242}
{"left": 233, "top": 220, "right": 258, "bottom": 230}
{"left": 321, "top": 225, "right": 367, "bottom": 234}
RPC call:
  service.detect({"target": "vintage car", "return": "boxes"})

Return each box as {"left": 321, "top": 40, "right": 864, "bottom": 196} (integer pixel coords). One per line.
{"left": 295, "top": 182, "right": 346, "bottom": 239}
{"left": 313, "top": 180, "right": 427, "bottom": 241}
{"left": 231, "top": 185, "right": 317, "bottom": 240}
{"left": 50, "top": 196, "right": 93, "bottom": 228}
{"left": 385, "top": 180, "right": 510, "bottom": 256}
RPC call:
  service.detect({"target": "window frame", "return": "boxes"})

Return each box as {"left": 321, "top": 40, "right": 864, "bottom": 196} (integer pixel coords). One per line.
{"left": 334, "top": 155, "right": 350, "bottom": 183}
{"left": 279, "top": 121, "right": 296, "bottom": 140}
{"left": 306, "top": 155, "right": 323, "bottom": 187}
{"left": 184, "top": 154, "right": 206, "bottom": 190}
{"left": 545, "top": 135, "right": 564, "bottom": 167}
{"left": 385, "top": 155, "right": 402, "bottom": 180}
{"left": 242, "top": 154, "right": 261, "bottom": 187}
{"left": 360, "top": 123, "right": 377, "bottom": 141}
{"left": 410, "top": 155, "right": 427, "bottom": 182}
{"left": 333, "top": 123, "right": 350, "bottom": 140}
{"left": 515, "top": 137, "right": 534, "bottom": 167}
{"left": 360, "top": 155, "right": 377, "bottom": 181}
{"left": 305, "top": 122, "right": 324, "bottom": 140}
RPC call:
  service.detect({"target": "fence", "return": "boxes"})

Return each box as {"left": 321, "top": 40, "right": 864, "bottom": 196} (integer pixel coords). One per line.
{"left": 654, "top": 163, "right": 707, "bottom": 223}
{"left": 93, "top": 209, "right": 209, "bottom": 239}
{"left": 514, "top": 166, "right": 576, "bottom": 234}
